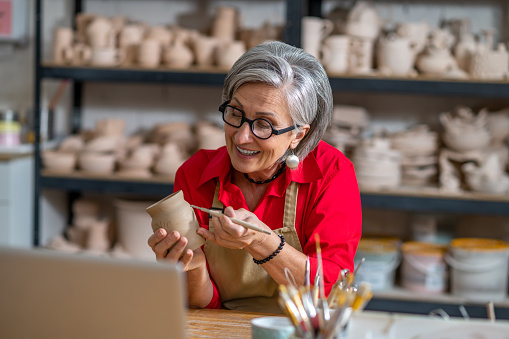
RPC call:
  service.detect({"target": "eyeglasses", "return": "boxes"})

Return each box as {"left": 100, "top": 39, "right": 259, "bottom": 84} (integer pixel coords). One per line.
{"left": 219, "top": 100, "right": 297, "bottom": 140}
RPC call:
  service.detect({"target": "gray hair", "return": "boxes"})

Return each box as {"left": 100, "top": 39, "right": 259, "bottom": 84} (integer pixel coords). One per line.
{"left": 222, "top": 41, "right": 333, "bottom": 162}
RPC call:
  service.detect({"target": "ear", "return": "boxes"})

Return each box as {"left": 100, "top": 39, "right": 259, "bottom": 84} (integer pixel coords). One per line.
{"left": 290, "top": 124, "right": 310, "bottom": 149}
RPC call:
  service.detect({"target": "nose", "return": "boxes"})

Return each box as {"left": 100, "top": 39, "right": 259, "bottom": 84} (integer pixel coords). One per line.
{"left": 235, "top": 121, "right": 254, "bottom": 144}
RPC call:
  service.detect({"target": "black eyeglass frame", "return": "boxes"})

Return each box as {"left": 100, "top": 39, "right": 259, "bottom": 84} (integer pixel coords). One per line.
{"left": 219, "top": 100, "right": 298, "bottom": 140}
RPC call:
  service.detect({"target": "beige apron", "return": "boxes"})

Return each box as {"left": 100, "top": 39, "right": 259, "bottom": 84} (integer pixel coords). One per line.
{"left": 203, "top": 181, "right": 303, "bottom": 313}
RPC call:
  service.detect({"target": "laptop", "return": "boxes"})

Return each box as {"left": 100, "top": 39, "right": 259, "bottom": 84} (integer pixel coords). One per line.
{"left": 0, "top": 246, "right": 187, "bottom": 339}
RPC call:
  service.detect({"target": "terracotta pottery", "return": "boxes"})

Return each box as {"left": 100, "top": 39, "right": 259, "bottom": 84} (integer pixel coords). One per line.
{"left": 137, "top": 38, "right": 161, "bottom": 68}
{"left": 78, "top": 152, "right": 116, "bottom": 174}
{"left": 86, "top": 17, "right": 115, "bottom": 49}
{"left": 145, "top": 26, "right": 172, "bottom": 48}
{"left": 377, "top": 33, "right": 418, "bottom": 77}
{"left": 301, "top": 16, "right": 333, "bottom": 59}
{"left": 72, "top": 198, "right": 100, "bottom": 218}
{"left": 320, "top": 35, "right": 350, "bottom": 74}
{"left": 91, "top": 47, "right": 126, "bottom": 67}
{"left": 42, "top": 151, "right": 77, "bottom": 172}
{"left": 52, "top": 27, "right": 74, "bottom": 64}
{"left": 193, "top": 35, "right": 219, "bottom": 67}
{"left": 145, "top": 190, "right": 205, "bottom": 251}
{"left": 95, "top": 119, "right": 126, "bottom": 137}
{"left": 67, "top": 43, "right": 92, "bottom": 66}
{"left": 211, "top": 6, "right": 238, "bottom": 42}
{"left": 86, "top": 219, "right": 110, "bottom": 253}
{"left": 84, "top": 136, "right": 124, "bottom": 153}
{"left": 163, "top": 37, "right": 194, "bottom": 69}
{"left": 216, "top": 40, "right": 246, "bottom": 69}
{"left": 118, "top": 23, "right": 146, "bottom": 66}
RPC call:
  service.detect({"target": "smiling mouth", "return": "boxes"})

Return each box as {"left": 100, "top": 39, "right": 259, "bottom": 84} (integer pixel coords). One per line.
{"left": 236, "top": 146, "right": 260, "bottom": 156}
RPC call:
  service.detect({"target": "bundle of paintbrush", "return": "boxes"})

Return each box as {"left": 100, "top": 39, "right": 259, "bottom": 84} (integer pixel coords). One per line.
{"left": 278, "top": 235, "right": 372, "bottom": 339}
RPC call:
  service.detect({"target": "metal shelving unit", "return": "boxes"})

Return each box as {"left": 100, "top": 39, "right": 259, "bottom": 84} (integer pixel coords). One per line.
{"left": 33, "top": 0, "right": 509, "bottom": 318}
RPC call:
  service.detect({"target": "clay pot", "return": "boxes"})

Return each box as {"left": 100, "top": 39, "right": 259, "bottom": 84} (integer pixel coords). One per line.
{"left": 137, "top": 38, "right": 161, "bottom": 68}
{"left": 52, "top": 27, "right": 74, "bottom": 64}
{"left": 163, "top": 37, "right": 194, "bottom": 69}
{"left": 86, "top": 219, "right": 110, "bottom": 253}
{"left": 95, "top": 119, "right": 126, "bottom": 137}
{"left": 145, "top": 191, "right": 205, "bottom": 251}
{"left": 42, "top": 151, "right": 77, "bottom": 172}
{"left": 193, "top": 35, "right": 219, "bottom": 67}
{"left": 416, "top": 48, "right": 457, "bottom": 76}
{"left": 211, "top": 6, "right": 238, "bottom": 41}
{"left": 216, "top": 40, "right": 246, "bottom": 69}
{"left": 78, "top": 152, "right": 116, "bottom": 174}
{"left": 301, "top": 16, "right": 333, "bottom": 59}
{"left": 377, "top": 33, "right": 417, "bottom": 77}
{"left": 86, "top": 17, "right": 115, "bottom": 49}
{"left": 484, "top": 108, "right": 509, "bottom": 145}
{"left": 321, "top": 35, "right": 350, "bottom": 74}
{"left": 91, "top": 47, "right": 126, "bottom": 67}
{"left": 145, "top": 26, "right": 172, "bottom": 48}
{"left": 344, "top": 1, "right": 381, "bottom": 40}
{"left": 84, "top": 136, "right": 124, "bottom": 153}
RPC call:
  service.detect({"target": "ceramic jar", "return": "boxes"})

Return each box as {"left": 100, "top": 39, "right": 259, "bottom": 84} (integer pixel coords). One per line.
{"left": 137, "top": 39, "right": 161, "bottom": 68}
{"left": 211, "top": 6, "right": 238, "bottom": 41}
{"left": 416, "top": 48, "right": 457, "bottom": 76}
{"left": 217, "top": 40, "right": 246, "bottom": 69}
{"left": 164, "top": 37, "right": 194, "bottom": 69}
{"left": 52, "top": 27, "right": 74, "bottom": 64}
{"left": 320, "top": 35, "right": 350, "bottom": 74}
{"left": 377, "top": 33, "right": 417, "bottom": 77}
{"left": 86, "top": 17, "right": 115, "bottom": 49}
{"left": 145, "top": 190, "right": 205, "bottom": 251}
{"left": 344, "top": 1, "right": 381, "bottom": 40}
{"left": 301, "top": 16, "right": 333, "bottom": 59}
{"left": 118, "top": 24, "right": 145, "bottom": 66}
{"left": 193, "top": 35, "right": 219, "bottom": 67}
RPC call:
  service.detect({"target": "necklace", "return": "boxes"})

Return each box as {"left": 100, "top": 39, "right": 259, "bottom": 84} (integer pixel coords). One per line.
{"left": 244, "top": 163, "right": 287, "bottom": 185}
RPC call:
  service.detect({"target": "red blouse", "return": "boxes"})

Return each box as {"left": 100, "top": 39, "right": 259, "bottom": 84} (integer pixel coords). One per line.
{"left": 174, "top": 141, "right": 362, "bottom": 309}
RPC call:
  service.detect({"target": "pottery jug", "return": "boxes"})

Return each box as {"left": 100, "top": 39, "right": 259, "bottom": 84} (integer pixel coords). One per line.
{"left": 146, "top": 190, "right": 205, "bottom": 251}
{"left": 164, "top": 37, "right": 194, "bottom": 69}
{"left": 217, "top": 40, "right": 246, "bottom": 69}
{"left": 301, "top": 16, "right": 333, "bottom": 59}
{"left": 377, "top": 34, "right": 417, "bottom": 76}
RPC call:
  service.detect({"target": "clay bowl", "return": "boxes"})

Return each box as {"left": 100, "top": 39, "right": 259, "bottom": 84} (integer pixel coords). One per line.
{"left": 42, "top": 151, "right": 77, "bottom": 172}
{"left": 84, "top": 136, "right": 124, "bottom": 153}
{"left": 78, "top": 152, "right": 116, "bottom": 174}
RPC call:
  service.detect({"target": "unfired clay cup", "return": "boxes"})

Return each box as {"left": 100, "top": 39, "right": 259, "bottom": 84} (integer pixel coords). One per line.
{"left": 145, "top": 190, "right": 205, "bottom": 251}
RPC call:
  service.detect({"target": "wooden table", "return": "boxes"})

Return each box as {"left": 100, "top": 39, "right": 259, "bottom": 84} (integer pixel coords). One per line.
{"left": 186, "top": 309, "right": 275, "bottom": 339}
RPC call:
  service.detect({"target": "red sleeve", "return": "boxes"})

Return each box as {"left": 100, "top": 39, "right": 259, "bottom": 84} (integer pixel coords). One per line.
{"left": 174, "top": 157, "right": 222, "bottom": 309}
{"left": 301, "top": 157, "right": 362, "bottom": 296}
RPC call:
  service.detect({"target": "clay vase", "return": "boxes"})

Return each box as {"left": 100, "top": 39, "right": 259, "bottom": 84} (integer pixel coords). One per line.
{"left": 377, "top": 34, "right": 417, "bottom": 77}
{"left": 320, "top": 35, "right": 350, "bottom": 74}
{"left": 301, "top": 16, "right": 333, "bottom": 59}
{"left": 145, "top": 190, "right": 205, "bottom": 251}
{"left": 211, "top": 6, "right": 238, "bottom": 41}
{"left": 163, "top": 37, "right": 193, "bottom": 69}
{"left": 216, "top": 40, "right": 246, "bottom": 69}
{"left": 52, "top": 27, "right": 74, "bottom": 64}
{"left": 193, "top": 35, "right": 219, "bottom": 67}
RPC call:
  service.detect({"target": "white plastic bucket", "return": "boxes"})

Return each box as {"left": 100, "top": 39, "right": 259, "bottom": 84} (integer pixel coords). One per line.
{"left": 401, "top": 241, "right": 447, "bottom": 294}
{"left": 446, "top": 238, "right": 509, "bottom": 301}
{"left": 354, "top": 239, "right": 400, "bottom": 291}
{"left": 114, "top": 199, "right": 156, "bottom": 261}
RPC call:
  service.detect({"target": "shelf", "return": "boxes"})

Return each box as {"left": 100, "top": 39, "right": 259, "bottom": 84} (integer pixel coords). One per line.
{"left": 328, "top": 74, "right": 509, "bottom": 98}
{"left": 40, "top": 171, "right": 173, "bottom": 196}
{"left": 41, "top": 63, "right": 227, "bottom": 86}
{"left": 41, "top": 63, "right": 509, "bottom": 98}
{"left": 40, "top": 172, "right": 509, "bottom": 215}
{"left": 367, "top": 287, "right": 509, "bottom": 320}
{"left": 361, "top": 186, "right": 509, "bottom": 216}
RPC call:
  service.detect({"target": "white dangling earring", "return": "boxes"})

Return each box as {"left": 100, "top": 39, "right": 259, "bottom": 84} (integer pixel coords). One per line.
{"left": 286, "top": 151, "right": 299, "bottom": 170}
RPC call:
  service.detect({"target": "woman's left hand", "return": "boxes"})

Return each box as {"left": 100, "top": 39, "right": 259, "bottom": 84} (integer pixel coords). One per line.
{"left": 197, "top": 206, "right": 271, "bottom": 249}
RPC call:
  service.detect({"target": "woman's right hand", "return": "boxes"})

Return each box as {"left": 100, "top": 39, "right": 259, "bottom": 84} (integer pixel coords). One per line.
{"left": 148, "top": 228, "right": 206, "bottom": 272}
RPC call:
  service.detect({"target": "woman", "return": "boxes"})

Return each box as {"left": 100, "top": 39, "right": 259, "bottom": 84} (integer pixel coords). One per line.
{"left": 148, "top": 41, "right": 361, "bottom": 313}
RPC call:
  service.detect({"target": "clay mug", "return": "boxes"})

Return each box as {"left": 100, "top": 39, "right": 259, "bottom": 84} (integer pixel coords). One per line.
{"left": 320, "top": 35, "right": 350, "bottom": 74}
{"left": 301, "top": 16, "right": 333, "bottom": 59}
{"left": 91, "top": 47, "right": 125, "bottom": 67}
{"left": 145, "top": 190, "right": 205, "bottom": 251}
{"left": 137, "top": 39, "right": 161, "bottom": 68}
{"left": 52, "top": 27, "right": 74, "bottom": 64}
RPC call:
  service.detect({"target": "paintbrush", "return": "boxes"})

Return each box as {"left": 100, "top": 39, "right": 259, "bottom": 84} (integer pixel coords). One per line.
{"left": 190, "top": 205, "right": 272, "bottom": 235}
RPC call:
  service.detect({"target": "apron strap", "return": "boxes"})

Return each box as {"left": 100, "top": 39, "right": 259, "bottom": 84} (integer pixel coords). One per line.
{"left": 283, "top": 181, "right": 299, "bottom": 230}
